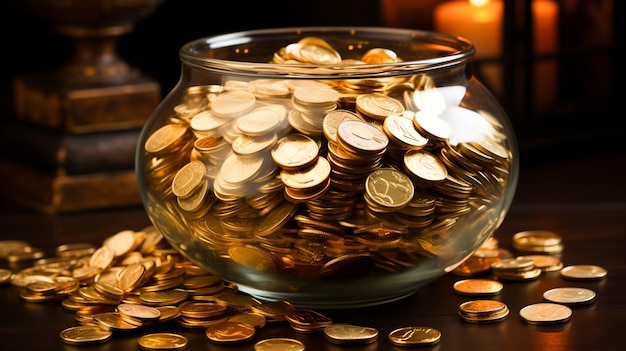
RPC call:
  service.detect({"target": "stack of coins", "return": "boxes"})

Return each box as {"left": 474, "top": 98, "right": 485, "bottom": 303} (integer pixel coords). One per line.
{"left": 6, "top": 226, "right": 326, "bottom": 347}
{"left": 458, "top": 299, "right": 510, "bottom": 323}
{"left": 451, "top": 238, "right": 512, "bottom": 277}
{"left": 291, "top": 85, "right": 340, "bottom": 137}
{"left": 491, "top": 257, "right": 542, "bottom": 281}
{"left": 516, "top": 254, "right": 563, "bottom": 272}
{"left": 512, "top": 230, "right": 564, "bottom": 254}
{"left": 176, "top": 301, "right": 230, "bottom": 328}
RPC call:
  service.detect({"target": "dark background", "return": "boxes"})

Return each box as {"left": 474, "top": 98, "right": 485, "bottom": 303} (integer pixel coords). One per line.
{"left": 0, "top": 0, "right": 621, "bottom": 164}
{"left": 0, "top": 0, "right": 383, "bottom": 116}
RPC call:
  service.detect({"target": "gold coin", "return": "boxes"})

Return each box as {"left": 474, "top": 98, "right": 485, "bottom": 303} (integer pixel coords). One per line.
{"left": 361, "top": 48, "right": 398, "bottom": 63}
{"left": 144, "top": 124, "right": 189, "bottom": 155}
{"left": 324, "top": 323, "right": 379, "bottom": 344}
{"left": 228, "top": 245, "right": 277, "bottom": 273}
{"left": 59, "top": 325, "right": 112, "bottom": 345}
{"left": 279, "top": 156, "right": 330, "bottom": 189}
{"left": 227, "top": 312, "right": 267, "bottom": 328}
{"left": 512, "top": 230, "right": 562, "bottom": 248}
{"left": 292, "top": 85, "right": 340, "bottom": 106}
{"left": 356, "top": 93, "right": 405, "bottom": 120}
{"left": 452, "top": 256, "right": 501, "bottom": 277}
{"left": 459, "top": 299, "right": 509, "bottom": 323}
{"left": 156, "top": 306, "right": 181, "bottom": 322}
{"left": 236, "top": 104, "right": 287, "bottom": 136}
{"left": 249, "top": 300, "right": 295, "bottom": 320}
{"left": 459, "top": 299, "right": 508, "bottom": 316}
{"left": 365, "top": 167, "right": 414, "bottom": 210}
{"left": 210, "top": 90, "right": 256, "bottom": 118}
{"left": 519, "top": 303, "right": 572, "bottom": 325}
{"left": 285, "top": 42, "right": 341, "bottom": 65}
{"left": 248, "top": 79, "right": 291, "bottom": 98}
{"left": 388, "top": 326, "right": 441, "bottom": 347}
{"left": 232, "top": 133, "right": 278, "bottom": 155}
{"left": 205, "top": 321, "right": 256, "bottom": 343}
{"left": 137, "top": 333, "right": 188, "bottom": 350}
{"left": 336, "top": 119, "right": 389, "bottom": 153}
{"left": 177, "top": 180, "right": 210, "bottom": 212}
{"left": 254, "top": 201, "right": 298, "bottom": 237}
{"left": 171, "top": 160, "right": 207, "bottom": 198}
{"left": 179, "top": 301, "right": 228, "bottom": 318}
{"left": 117, "top": 303, "right": 161, "bottom": 321}
{"left": 104, "top": 229, "right": 140, "bottom": 257}
{"left": 543, "top": 287, "right": 596, "bottom": 306}
{"left": 453, "top": 279, "right": 503, "bottom": 296}
{"left": 413, "top": 110, "right": 452, "bottom": 141}
{"left": 215, "top": 294, "right": 262, "bottom": 311}
{"left": 218, "top": 152, "right": 264, "bottom": 185}
{"left": 93, "top": 312, "right": 142, "bottom": 330}
{"left": 383, "top": 114, "right": 429, "bottom": 150}
{"left": 285, "top": 308, "right": 333, "bottom": 329}
{"left": 190, "top": 110, "right": 225, "bottom": 137}
{"left": 254, "top": 338, "right": 305, "bottom": 351}
{"left": 117, "top": 262, "right": 146, "bottom": 292}
{"left": 560, "top": 265, "right": 608, "bottom": 280}
{"left": 403, "top": 149, "right": 448, "bottom": 183}
{"left": 491, "top": 257, "right": 535, "bottom": 271}
{"left": 88, "top": 246, "right": 115, "bottom": 270}
{"left": 140, "top": 289, "right": 189, "bottom": 306}
{"left": 516, "top": 254, "right": 563, "bottom": 272}
{"left": 322, "top": 109, "right": 361, "bottom": 143}
{"left": 271, "top": 133, "right": 319, "bottom": 170}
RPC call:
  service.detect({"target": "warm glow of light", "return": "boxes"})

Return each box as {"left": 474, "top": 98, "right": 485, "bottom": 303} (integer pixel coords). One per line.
{"left": 470, "top": 0, "right": 490, "bottom": 7}
{"left": 468, "top": 0, "right": 499, "bottom": 23}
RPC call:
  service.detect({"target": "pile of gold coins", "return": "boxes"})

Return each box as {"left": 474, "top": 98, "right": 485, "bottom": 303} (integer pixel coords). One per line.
{"left": 0, "top": 227, "right": 445, "bottom": 349}
{"left": 140, "top": 35, "right": 514, "bottom": 281}
{"left": 449, "top": 230, "right": 606, "bottom": 326}
{"left": 458, "top": 299, "right": 510, "bottom": 323}
{"left": 0, "top": 226, "right": 609, "bottom": 348}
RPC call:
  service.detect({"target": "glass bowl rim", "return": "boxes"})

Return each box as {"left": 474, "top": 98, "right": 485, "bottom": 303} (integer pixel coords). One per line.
{"left": 179, "top": 26, "right": 476, "bottom": 78}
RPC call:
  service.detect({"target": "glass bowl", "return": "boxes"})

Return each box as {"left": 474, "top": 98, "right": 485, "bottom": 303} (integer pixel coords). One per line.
{"left": 136, "top": 27, "right": 519, "bottom": 308}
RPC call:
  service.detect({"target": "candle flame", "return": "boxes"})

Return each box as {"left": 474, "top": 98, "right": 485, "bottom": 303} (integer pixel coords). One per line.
{"left": 468, "top": 0, "right": 498, "bottom": 23}
{"left": 470, "top": 0, "right": 490, "bottom": 7}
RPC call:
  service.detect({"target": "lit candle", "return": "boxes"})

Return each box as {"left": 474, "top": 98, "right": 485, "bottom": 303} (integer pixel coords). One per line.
{"left": 433, "top": 0, "right": 503, "bottom": 59}
{"left": 533, "top": 0, "right": 559, "bottom": 55}
{"left": 433, "top": 0, "right": 504, "bottom": 95}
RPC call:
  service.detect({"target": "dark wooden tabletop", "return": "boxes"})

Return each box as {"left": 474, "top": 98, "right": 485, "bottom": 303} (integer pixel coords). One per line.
{"left": 1, "top": 149, "right": 625, "bottom": 351}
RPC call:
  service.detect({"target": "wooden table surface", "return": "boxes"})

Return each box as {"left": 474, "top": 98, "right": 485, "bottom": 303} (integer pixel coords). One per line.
{"left": 1, "top": 149, "right": 625, "bottom": 351}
